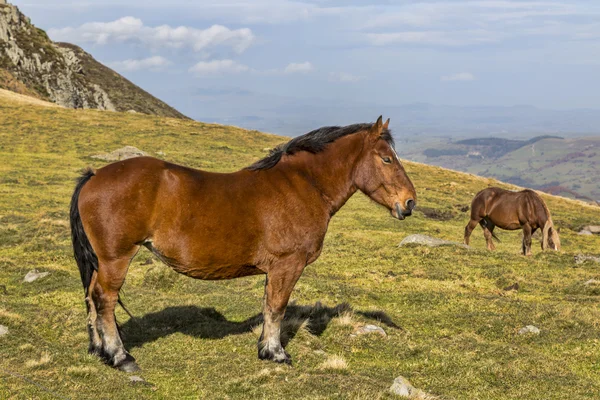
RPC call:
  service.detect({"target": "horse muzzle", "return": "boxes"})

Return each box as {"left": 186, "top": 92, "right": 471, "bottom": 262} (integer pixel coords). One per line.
{"left": 393, "top": 200, "right": 415, "bottom": 220}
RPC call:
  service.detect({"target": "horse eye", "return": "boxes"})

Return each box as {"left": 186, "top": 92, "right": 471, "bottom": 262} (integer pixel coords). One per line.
{"left": 382, "top": 157, "right": 392, "bottom": 164}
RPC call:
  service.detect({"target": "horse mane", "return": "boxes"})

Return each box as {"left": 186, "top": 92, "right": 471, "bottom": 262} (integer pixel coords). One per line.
{"left": 246, "top": 123, "right": 394, "bottom": 171}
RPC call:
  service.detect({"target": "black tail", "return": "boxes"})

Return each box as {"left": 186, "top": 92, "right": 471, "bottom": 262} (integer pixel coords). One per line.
{"left": 70, "top": 169, "right": 98, "bottom": 295}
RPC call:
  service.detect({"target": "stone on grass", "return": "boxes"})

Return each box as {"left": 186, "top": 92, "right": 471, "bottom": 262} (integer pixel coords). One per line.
{"left": 584, "top": 279, "right": 600, "bottom": 286}
{"left": 575, "top": 254, "right": 600, "bottom": 264}
{"left": 390, "top": 376, "right": 415, "bottom": 397}
{"left": 0, "top": 325, "right": 8, "bottom": 337}
{"left": 23, "top": 270, "right": 49, "bottom": 283}
{"left": 398, "top": 234, "right": 468, "bottom": 248}
{"left": 91, "top": 146, "right": 147, "bottom": 162}
{"left": 353, "top": 324, "right": 386, "bottom": 337}
{"left": 582, "top": 225, "right": 600, "bottom": 234}
{"left": 129, "top": 375, "right": 145, "bottom": 384}
{"left": 578, "top": 230, "right": 593, "bottom": 236}
{"left": 518, "top": 325, "right": 540, "bottom": 335}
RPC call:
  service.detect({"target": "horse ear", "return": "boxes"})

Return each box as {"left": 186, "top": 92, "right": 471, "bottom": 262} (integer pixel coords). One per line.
{"left": 369, "top": 115, "right": 383, "bottom": 141}
{"left": 382, "top": 118, "right": 390, "bottom": 130}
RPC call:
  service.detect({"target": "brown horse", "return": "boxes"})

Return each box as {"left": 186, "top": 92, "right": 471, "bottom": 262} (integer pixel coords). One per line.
{"left": 70, "top": 116, "right": 417, "bottom": 372}
{"left": 464, "top": 187, "right": 560, "bottom": 255}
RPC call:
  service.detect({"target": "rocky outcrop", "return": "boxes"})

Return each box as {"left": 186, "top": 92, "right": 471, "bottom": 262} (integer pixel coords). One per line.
{"left": 0, "top": 1, "right": 187, "bottom": 118}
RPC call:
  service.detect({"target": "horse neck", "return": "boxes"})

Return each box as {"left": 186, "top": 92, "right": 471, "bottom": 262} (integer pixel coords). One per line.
{"left": 280, "top": 134, "right": 364, "bottom": 216}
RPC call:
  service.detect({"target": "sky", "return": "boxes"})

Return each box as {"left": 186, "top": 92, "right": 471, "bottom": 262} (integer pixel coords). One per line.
{"left": 11, "top": 0, "right": 600, "bottom": 135}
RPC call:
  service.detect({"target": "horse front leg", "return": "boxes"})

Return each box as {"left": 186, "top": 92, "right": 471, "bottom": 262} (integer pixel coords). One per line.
{"left": 258, "top": 255, "right": 305, "bottom": 365}
{"left": 522, "top": 224, "right": 533, "bottom": 256}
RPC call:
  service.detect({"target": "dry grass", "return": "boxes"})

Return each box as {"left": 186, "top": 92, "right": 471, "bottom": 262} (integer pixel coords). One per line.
{"left": 0, "top": 88, "right": 60, "bottom": 108}
{"left": 319, "top": 355, "right": 348, "bottom": 371}
{"left": 25, "top": 352, "right": 52, "bottom": 369}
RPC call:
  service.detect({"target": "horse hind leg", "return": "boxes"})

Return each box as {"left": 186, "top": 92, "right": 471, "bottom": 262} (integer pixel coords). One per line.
{"left": 92, "top": 255, "right": 139, "bottom": 372}
{"left": 480, "top": 219, "right": 496, "bottom": 251}
{"left": 522, "top": 224, "right": 533, "bottom": 256}
{"left": 464, "top": 218, "right": 480, "bottom": 245}
{"left": 86, "top": 271, "right": 102, "bottom": 356}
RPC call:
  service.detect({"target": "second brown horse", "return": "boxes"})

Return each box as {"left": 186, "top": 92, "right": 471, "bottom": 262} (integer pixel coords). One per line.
{"left": 70, "top": 116, "right": 417, "bottom": 372}
{"left": 464, "top": 187, "right": 560, "bottom": 255}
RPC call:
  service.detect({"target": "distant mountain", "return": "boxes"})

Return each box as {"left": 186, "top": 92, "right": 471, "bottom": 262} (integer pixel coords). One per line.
{"left": 403, "top": 135, "right": 600, "bottom": 203}
{"left": 0, "top": 0, "right": 187, "bottom": 118}
{"left": 197, "top": 94, "right": 600, "bottom": 137}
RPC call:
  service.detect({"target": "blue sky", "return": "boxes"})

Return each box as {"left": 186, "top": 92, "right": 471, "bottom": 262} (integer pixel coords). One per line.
{"left": 13, "top": 0, "right": 600, "bottom": 134}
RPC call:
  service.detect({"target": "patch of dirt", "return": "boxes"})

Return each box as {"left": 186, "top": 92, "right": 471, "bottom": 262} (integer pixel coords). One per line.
{"left": 418, "top": 207, "right": 456, "bottom": 221}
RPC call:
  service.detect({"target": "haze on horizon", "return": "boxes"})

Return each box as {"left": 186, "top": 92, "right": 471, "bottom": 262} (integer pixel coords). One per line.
{"left": 14, "top": 0, "right": 600, "bottom": 136}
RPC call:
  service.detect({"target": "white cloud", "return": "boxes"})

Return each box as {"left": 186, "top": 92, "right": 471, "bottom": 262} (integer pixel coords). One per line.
{"left": 48, "top": 17, "right": 255, "bottom": 53}
{"left": 329, "top": 72, "right": 362, "bottom": 82}
{"left": 363, "top": 1, "right": 600, "bottom": 47}
{"left": 189, "top": 59, "right": 249, "bottom": 75}
{"left": 441, "top": 72, "right": 476, "bottom": 82}
{"left": 284, "top": 62, "right": 314, "bottom": 74}
{"left": 109, "top": 56, "right": 171, "bottom": 72}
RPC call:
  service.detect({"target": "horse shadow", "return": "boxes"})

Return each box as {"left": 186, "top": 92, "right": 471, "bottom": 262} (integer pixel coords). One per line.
{"left": 120, "top": 302, "right": 401, "bottom": 349}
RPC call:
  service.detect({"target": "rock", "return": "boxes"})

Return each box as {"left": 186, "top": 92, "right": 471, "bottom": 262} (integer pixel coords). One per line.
{"left": 129, "top": 375, "right": 145, "bottom": 384}
{"left": 578, "top": 230, "right": 593, "bottom": 236}
{"left": 354, "top": 324, "right": 386, "bottom": 337}
{"left": 575, "top": 254, "right": 600, "bottom": 264}
{"left": 0, "top": 325, "right": 8, "bottom": 337}
{"left": 91, "top": 146, "right": 147, "bottom": 162}
{"left": 582, "top": 225, "right": 600, "bottom": 234}
{"left": 23, "top": 269, "right": 49, "bottom": 283}
{"left": 389, "top": 376, "right": 415, "bottom": 397}
{"left": 518, "top": 325, "right": 540, "bottom": 335}
{"left": 584, "top": 279, "right": 600, "bottom": 286}
{"left": 398, "top": 234, "right": 468, "bottom": 248}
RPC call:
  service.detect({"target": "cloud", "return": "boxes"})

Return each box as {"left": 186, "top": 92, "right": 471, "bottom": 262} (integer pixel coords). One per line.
{"left": 109, "top": 56, "right": 171, "bottom": 72}
{"left": 189, "top": 59, "right": 249, "bottom": 75}
{"left": 329, "top": 72, "right": 362, "bottom": 82}
{"left": 48, "top": 17, "right": 254, "bottom": 53}
{"left": 363, "top": 1, "right": 600, "bottom": 47}
{"left": 441, "top": 72, "right": 476, "bottom": 82}
{"left": 284, "top": 62, "right": 314, "bottom": 74}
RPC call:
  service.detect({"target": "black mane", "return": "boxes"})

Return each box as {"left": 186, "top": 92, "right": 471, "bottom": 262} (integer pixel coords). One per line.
{"left": 247, "top": 123, "right": 394, "bottom": 171}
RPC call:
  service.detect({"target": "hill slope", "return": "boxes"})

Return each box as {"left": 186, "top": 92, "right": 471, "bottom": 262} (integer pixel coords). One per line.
{"left": 405, "top": 135, "right": 600, "bottom": 202}
{"left": 0, "top": 0, "right": 187, "bottom": 118}
{"left": 1, "top": 98, "right": 600, "bottom": 399}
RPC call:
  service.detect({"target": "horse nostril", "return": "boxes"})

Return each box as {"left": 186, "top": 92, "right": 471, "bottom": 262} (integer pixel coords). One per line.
{"left": 406, "top": 199, "right": 415, "bottom": 211}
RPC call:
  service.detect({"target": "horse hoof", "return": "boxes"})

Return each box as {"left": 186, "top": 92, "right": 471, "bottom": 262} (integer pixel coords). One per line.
{"left": 258, "top": 348, "right": 292, "bottom": 365}
{"left": 115, "top": 354, "right": 141, "bottom": 372}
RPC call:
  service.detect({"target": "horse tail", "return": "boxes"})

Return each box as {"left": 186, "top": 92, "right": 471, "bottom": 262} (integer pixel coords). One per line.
{"left": 537, "top": 192, "right": 557, "bottom": 250}
{"left": 69, "top": 168, "right": 98, "bottom": 295}
{"left": 542, "top": 219, "right": 552, "bottom": 250}
{"left": 491, "top": 231, "right": 501, "bottom": 243}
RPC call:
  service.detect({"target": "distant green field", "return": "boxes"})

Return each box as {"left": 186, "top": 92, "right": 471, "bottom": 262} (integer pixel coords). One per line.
{"left": 405, "top": 136, "right": 600, "bottom": 202}
{"left": 1, "top": 97, "right": 600, "bottom": 399}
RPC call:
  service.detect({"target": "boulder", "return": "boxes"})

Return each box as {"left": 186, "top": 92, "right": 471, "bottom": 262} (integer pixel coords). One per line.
{"left": 91, "top": 146, "right": 147, "bottom": 162}
{"left": 582, "top": 225, "right": 600, "bottom": 234}
{"left": 23, "top": 269, "right": 49, "bottom": 283}
{"left": 0, "top": 325, "right": 8, "bottom": 337}
{"left": 390, "top": 376, "right": 415, "bottom": 397}
{"left": 353, "top": 324, "right": 386, "bottom": 337}
{"left": 518, "top": 325, "right": 540, "bottom": 335}
{"left": 399, "top": 234, "right": 468, "bottom": 248}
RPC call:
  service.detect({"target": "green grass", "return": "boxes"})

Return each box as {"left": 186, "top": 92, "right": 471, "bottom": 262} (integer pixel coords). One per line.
{"left": 1, "top": 98, "right": 600, "bottom": 399}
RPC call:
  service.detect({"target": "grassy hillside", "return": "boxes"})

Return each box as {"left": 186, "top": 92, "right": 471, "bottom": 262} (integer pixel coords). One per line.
{"left": 1, "top": 96, "right": 600, "bottom": 400}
